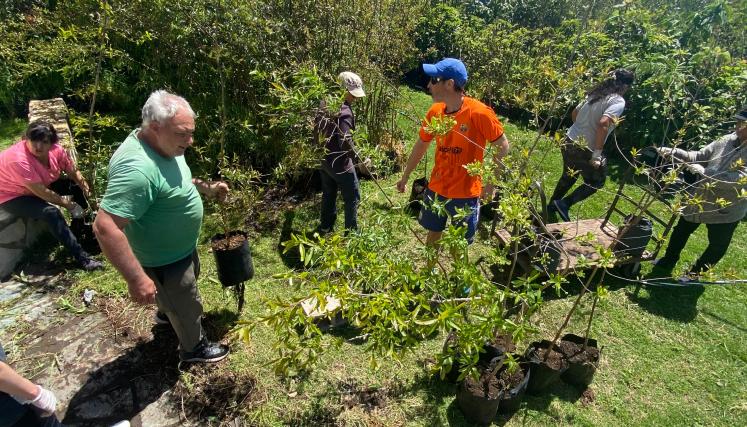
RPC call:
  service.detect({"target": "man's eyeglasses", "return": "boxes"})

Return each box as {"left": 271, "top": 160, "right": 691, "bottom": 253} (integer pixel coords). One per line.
{"left": 429, "top": 76, "right": 445, "bottom": 85}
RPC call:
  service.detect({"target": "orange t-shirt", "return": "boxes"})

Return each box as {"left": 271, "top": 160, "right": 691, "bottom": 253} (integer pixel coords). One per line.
{"left": 419, "top": 97, "right": 504, "bottom": 199}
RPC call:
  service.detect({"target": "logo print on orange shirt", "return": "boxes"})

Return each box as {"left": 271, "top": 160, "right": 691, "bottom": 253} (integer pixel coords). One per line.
{"left": 438, "top": 146, "right": 463, "bottom": 154}
{"left": 460, "top": 124, "right": 468, "bottom": 133}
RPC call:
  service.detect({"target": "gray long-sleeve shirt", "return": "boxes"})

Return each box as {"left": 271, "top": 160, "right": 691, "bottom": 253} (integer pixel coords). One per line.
{"left": 670, "top": 133, "right": 747, "bottom": 223}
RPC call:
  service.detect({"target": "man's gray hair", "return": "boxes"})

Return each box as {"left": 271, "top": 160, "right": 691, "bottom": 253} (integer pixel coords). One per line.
{"left": 141, "top": 90, "right": 196, "bottom": 127}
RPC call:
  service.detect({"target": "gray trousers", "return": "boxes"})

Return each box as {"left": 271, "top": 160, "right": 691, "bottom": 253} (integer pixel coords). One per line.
{"left": 143, "top": 250, "right": 204, "bottom": 351}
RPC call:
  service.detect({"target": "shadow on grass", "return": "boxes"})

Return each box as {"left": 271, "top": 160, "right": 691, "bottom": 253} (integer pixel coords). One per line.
{"left": 286, "top": 359, "right": 590, "bottom": 426}
{"left": 278, "top": 210, "right": 307, "bottom": 270}
{"left": 626, "top": 279, "right": 704, "bottom": 323}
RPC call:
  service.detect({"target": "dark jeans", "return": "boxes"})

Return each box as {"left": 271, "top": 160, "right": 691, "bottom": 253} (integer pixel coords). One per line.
{"left": 319, "top": 166, "right": 360, "bottom": 232}
{"left": 550, "top": 141, "right": 607, "bottom": 207}
{"left": 0, "top": 180, "right": 90, "bottom": 264}
{"left": 659, "top": 217, "right": 739, "bottom": 274}
{"left": 0, "top": 344, "right": 64, "bottom": 427}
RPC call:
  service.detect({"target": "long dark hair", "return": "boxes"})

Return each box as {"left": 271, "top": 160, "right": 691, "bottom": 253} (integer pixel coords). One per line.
{"left": 587, "top": 69, "right": 635, "bottom": 105}
{"left": 25, "top": 121, "right": 59, "bottom": 144}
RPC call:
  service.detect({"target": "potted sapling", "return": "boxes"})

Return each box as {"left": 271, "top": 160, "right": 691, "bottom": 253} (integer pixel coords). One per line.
{"left": 209, "top": 164, "right": 259, "bottom": 311}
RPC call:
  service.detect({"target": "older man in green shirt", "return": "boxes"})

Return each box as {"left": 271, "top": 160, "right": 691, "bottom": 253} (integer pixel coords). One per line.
{"left": 94, "top": 90, "right": 229, "bottom": 363}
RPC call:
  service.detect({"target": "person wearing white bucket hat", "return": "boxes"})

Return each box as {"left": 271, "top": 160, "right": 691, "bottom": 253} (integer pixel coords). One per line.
{"left": 317, "top": 71, "right": 367, "bottom": 234}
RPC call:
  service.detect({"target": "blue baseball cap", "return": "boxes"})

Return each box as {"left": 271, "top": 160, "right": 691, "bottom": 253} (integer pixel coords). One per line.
{"left": 423, "top": 58, "right": 468, "bottom": 87}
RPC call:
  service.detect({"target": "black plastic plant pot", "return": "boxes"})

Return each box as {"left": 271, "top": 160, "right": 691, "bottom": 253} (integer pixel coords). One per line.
{"left": 524, "top": 340, "right": 568, "bottom": 395}
{"left": 407, "top": 177, "right": 429, "bottom": 213}
{"left": 498, "top": 361, "right": 531, "bottom": 414}
{"left": 456, "top": 376, "right": 503, "bottom": 425}
{"left": 559, "top": 333, "right": 600, "bottom": 388}
{"left": 71, "top": 213, "right": 101, "bottom": 255}
{"left": 211, "top": 231, "right": 254, "bottom": 287}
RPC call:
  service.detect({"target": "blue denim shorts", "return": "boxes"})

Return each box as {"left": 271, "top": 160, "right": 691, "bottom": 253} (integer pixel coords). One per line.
{"left": 418, "top": 189, "right": 480, "bottom": 243}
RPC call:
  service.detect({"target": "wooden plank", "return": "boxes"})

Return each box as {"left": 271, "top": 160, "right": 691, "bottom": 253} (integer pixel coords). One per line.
{"left": 546, "top": 219, "right": 618, "bottom": 271}
{"left": 495, "top": 219, "right": 629, "bottom": 273}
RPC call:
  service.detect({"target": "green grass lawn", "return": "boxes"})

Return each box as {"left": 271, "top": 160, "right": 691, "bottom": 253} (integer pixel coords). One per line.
{"left": 33, "top": 88, "right": 747, "bottom": 425}
{"left": 0, "top": 117, "right": 26, "bottom": 150}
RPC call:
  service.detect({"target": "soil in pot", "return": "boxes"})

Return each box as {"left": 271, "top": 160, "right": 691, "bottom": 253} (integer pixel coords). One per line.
{"left": 211, "top": 231, "right": 254, "bottom": 287}
{"left": 525, "top": 340, "right": 568, "bottom": 394}
{"left": 497, "top": 360, "right": 530, "bottom": 414}
{"left": 456, "top": 370, "right": 503, "bottom": 425}
{"left": 443, "top": 333, "right": 510, "bottom": 383}
{"left": 558, "top": 334, "right": 600, "bottom": 388}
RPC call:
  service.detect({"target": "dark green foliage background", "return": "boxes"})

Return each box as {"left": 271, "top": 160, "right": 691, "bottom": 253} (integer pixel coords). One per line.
{"left": 0, "top": 0, "right": 745, "bottom": 181}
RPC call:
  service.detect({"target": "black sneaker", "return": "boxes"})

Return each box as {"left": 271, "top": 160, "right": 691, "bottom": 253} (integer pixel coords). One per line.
{"left": 81, "top": 258, "right": 104, "bottom": 271}
{"left": 179, "top": 338, "right": 229, "bottom": 363}
{"left": 154, "top": 311, "right": 170, "bottom": 325}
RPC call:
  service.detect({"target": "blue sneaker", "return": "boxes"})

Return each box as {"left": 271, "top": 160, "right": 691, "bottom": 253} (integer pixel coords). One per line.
{"left": 553, "top": 199, "right": 571, "bottom": 222}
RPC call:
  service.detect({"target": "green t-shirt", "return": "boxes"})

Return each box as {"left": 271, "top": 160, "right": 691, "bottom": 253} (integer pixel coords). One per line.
{"left": 101, "top": 129, "right": 203, "bottom": 267}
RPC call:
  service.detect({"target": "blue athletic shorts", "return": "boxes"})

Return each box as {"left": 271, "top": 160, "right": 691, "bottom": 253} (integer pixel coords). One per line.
{"left": 418, "top": 189, "right": 480, "bottom": 243}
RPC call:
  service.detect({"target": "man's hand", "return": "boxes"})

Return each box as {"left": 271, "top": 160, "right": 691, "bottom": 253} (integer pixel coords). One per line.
{"left": 685, "top": 163, "right": 705, "bottom": 175}
{"left": 655, "top": 146, "right": 674, "bottom": 157}
{"left": 396, "top": 176, "right": 409, "bottom": 193}
{"left": 128, "top": 276, "right": 157, "bottom": 305}
{"left": 211, "top": 181, "right": 230, "bottom": 203}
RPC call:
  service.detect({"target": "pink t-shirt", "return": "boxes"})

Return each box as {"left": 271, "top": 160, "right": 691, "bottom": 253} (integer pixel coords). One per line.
{"left": 0, "top": 140, "right": 75, "bottom": 205}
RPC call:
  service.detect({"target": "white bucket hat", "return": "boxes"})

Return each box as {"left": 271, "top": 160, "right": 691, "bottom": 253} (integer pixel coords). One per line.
{"left": 338, "top": 71, "right": 365, "bottom": 98}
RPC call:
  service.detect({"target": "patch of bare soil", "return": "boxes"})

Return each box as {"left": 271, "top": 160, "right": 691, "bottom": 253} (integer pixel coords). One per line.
{"left": 580, "top": 387, "right": 596, "bottom": 406}
{"left": 339, "top": 380, "right": 390, "bottom": 412}
{"left": 174, "top": 364, "right": 259, "bottom": 424}
{"left": 244, "top": 186, "right": 306, "bottom": 234}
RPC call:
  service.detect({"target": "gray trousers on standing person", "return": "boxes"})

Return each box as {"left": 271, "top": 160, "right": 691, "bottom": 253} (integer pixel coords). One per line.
{"left": 142, "top": 250, "right": 204, "bottom": 352}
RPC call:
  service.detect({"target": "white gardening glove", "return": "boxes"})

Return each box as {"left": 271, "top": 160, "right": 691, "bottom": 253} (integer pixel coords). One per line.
{"left": 590, "top": 149, "right": 606, "bottom": 169}
{"left": 67, "top": 202, "right": 85, "bottom": 219}
{"left": 655, "top": 147, "right": 674, "bottom": 157}
{"left": 685, "top": 163, "right": 705, "bottom": 175}
{"left": 14, "top": 385, "right": 57, "bottom": 416}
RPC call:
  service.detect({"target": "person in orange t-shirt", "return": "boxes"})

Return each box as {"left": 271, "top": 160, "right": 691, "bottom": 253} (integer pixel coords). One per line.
{"left": 396, "top": 58, "right": 509, "bottom": 245}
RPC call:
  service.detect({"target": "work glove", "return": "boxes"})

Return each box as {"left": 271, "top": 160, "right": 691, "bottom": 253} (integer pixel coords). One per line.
{"left": 655, "top": 147, "right": 674, "bottom": 157}
{"left": 590, "top": 149, "right": 606, "bottom": 169}
{"left": 685, "top": 163, "right": 705, "bottom": 175}
{"left": 67, "top": 202, "right": 85, "bottom": 219}
{"left": 14, "top": 385, "right": 57, "bottom": 416}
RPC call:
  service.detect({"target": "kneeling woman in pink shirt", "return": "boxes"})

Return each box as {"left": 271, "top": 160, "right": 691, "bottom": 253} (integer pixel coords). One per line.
{"left": 0, "top": 121, "right": 103, "bottom": 271}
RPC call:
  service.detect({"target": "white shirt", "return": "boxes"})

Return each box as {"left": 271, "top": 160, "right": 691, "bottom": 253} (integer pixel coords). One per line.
{"left": 567, "top": 94, "right": 626, "bottom": 150}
